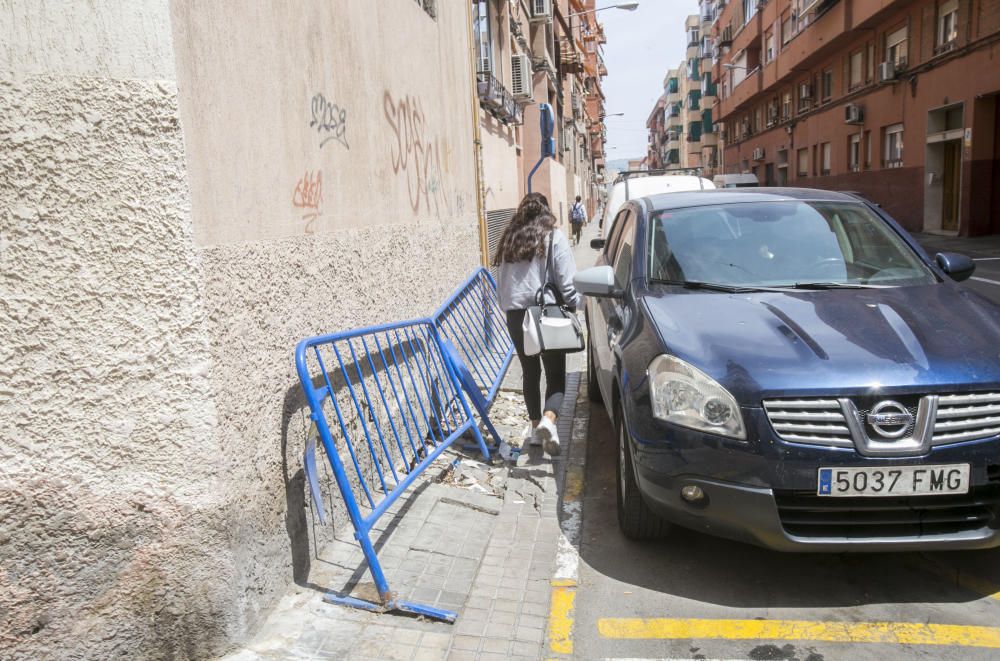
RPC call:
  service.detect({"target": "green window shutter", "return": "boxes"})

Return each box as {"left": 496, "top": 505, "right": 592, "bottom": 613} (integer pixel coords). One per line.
{"left": 702, "top": 109, "right": 713, "bottom": 134}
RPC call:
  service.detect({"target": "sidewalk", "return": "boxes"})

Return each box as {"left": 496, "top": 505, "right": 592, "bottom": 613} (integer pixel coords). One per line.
{"left": 221, "top": 352, "right": 588, "bottom": 661}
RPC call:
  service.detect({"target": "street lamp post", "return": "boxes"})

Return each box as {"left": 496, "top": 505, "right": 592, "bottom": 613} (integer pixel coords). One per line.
{"left": 567, "top": 2, "right": 639, "bottom": 18}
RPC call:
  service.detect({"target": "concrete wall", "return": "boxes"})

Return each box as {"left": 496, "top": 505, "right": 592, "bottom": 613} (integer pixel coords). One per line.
{"left": 1, "top": 1, "right": 480, "bottom": 657}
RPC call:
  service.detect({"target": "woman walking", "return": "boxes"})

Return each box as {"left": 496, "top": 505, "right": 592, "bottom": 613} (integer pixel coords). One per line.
{"left": 494, "top": 193, "right": 581, "bottom": 456}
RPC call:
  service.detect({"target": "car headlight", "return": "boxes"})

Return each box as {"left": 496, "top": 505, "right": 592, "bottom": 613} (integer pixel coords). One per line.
{"left": 647, "top": 354, "right": 746, "bottom": 440}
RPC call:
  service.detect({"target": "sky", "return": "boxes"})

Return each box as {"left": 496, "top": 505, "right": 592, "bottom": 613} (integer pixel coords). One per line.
{"left": 600, "top": 0, "right": 701, "bottom": 163}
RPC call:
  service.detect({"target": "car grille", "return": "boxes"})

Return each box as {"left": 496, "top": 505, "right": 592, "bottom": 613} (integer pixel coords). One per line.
{"left": 774, "top": 485, "right": 1000, "bottom": 539}
{"left": 762, "top": 399, "right": 853, "bottom": 448}
{"left": 933, "top": 392, "right": 1000, "bottom": 445}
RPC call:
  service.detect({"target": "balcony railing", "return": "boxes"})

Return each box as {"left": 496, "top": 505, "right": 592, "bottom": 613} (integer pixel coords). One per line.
{"left": 477, "top": 71, "right": 523, "bottom": 125}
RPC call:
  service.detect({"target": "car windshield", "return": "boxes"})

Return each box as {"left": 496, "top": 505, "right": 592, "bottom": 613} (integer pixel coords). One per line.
{"left": 648, "top": 201, "right": 937, "bottom": 288}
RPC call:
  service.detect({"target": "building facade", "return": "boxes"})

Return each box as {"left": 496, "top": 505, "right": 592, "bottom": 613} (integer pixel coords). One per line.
{"left": 647, "top": 12, "right": 720, "bottom": 176}
{"left": 1, "top": 0, "right": 613, "bottom": 657}
{"left": 474, "top": 0, "right": 610, "bottom": 254}
{"left": 710, "top": 0, "right": 1000, "bottom": 235}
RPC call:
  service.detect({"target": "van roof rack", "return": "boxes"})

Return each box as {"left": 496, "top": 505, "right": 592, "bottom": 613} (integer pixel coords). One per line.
{"left": 613, "top": 166, "right": 706, "bottom": 198}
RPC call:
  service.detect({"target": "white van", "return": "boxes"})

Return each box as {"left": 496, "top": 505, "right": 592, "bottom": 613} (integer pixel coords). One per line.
{"left": 712, "top": 173, "right": 760, "bottom": 188}
{"left": 601, "top": 171, "right": 715, "bottom": 232}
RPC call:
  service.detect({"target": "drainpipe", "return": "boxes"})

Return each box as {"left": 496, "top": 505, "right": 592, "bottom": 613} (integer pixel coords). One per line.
{"left": 465, "top": 0, "right": 490, "bottom": 267}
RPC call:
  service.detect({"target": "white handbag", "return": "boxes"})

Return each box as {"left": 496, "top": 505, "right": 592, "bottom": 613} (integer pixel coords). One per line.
{"left": 521, "top": 233, "right": 584, "bottom": 357}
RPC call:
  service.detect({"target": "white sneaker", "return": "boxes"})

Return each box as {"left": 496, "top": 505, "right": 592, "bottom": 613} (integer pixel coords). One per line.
{"left": 523, "top": 424, "right": 543, "bottom": 447}
{"left": 534, "top": 417, "right": 561, "bottom": 456}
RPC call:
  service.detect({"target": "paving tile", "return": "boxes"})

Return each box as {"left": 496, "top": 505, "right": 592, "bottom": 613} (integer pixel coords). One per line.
{"left": 412, "top": 649, "right": 447, "bottom": 661}
{"left": 513, "top": 626, "right": 545, "bottom": 644}
{"left": 510, "top": 641, "right": 539, "bottom": 657}
{"left": 480, "top": 637, "right": 510, "bottom": 654}
{"left": 418, "top": 632, "right": 452, "bottom": 650}
{"left": 450, "top": 634, "right": 481, "bottom": 652}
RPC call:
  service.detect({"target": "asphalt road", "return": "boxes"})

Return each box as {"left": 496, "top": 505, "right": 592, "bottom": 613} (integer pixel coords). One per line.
{"left": 564, "top": 222, "right": 1000, "bottom": 660}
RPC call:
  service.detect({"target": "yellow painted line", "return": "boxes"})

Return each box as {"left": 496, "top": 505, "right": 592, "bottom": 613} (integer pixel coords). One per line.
{"left": 548, "top": 582, "right": 577, "bottom": 655}
{"left": 597, "top": 618, "right": 1000, "bottom": 649}
{"left": 563, "top": 464, "right": 584, "bottom": 502}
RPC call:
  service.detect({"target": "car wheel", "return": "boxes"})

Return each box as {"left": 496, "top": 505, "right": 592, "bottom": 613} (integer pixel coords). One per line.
{"left": 615, "top": 404, "right": 670, "bottom": 541}
{"left": 587, "top": 337, "right": 603, "bottom": 404}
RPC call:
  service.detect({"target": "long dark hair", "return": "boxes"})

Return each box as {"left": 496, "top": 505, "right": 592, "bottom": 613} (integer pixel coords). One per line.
{"left": 493, "top": 193, "right": 557, "bottom": 265}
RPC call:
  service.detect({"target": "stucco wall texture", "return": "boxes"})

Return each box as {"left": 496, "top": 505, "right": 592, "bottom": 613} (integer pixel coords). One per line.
{"left": 2, "top": 1, "right": 481, "bottom": 658}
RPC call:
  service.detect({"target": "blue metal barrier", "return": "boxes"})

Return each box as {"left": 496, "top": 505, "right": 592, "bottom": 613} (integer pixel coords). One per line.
{"left": 295, "top": 319, "right": 489, "bottom": 622}
{"left": 432, "top": 268, "right": 514, "bottom": 447}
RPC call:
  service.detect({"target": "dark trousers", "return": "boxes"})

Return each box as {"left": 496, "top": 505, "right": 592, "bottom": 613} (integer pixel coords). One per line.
{"left": 506, "top": 309, "right": 566, "bottom": 420}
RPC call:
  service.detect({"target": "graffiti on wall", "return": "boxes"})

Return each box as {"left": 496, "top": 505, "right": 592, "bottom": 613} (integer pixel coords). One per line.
{"left": 292, "top": 170, "right": 323, "bottom": 234}
{"left": 310, "top": 93, "right": 349, "bottom": 149}
{"left": 383, "top": 91, "right": 453, "bottom": 216}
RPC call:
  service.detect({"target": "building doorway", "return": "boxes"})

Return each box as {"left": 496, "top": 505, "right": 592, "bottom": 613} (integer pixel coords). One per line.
{"left": 765, "top": 163, "right": 775, "bottom": 186}
{"left": 941, "top": 140, "right": 961, "bottom": 231}
{"left": 923, "top": 103, "right": 965, "bottom": 234}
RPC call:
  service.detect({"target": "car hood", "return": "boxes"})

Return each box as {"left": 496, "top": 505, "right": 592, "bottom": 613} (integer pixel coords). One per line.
{"left": 641, "top": 283, "right": 1000, "bottom": 404}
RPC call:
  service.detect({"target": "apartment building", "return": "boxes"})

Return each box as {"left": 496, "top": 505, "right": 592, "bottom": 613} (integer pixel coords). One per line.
{"left": 474, "top": 0, "right": 610, "bottom": 252}
{"left": 710, "top": 0, "right": 1000, "bottom": 235}
{"left": 646, "top": 12, "right": 720, "bottom": 175}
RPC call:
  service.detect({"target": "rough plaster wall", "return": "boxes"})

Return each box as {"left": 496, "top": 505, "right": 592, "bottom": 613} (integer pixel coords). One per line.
{"left": 201, "top": 223, "right": 480, "bottom": 635}
{"left": 0, "top": 75, "right": 238, "bottom": 659}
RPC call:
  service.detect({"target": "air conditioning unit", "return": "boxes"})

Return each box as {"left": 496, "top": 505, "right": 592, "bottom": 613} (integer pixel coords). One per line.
{"left": 877, "top": 61, "right": 897, "bottom": 83}
{"left": 511, "top": 54, "right": 533, "bottom": 101}
{"left": 844, "top": 103, "right": 864, "bottom": 124}
{"left": 530, "top": 0, "right": 552, "bottom": 22}
{"left": 799, "top": 83, "right": 813, "bottom": 99}
{"left": 752, "top": 147, "right": 765, "bottom": 161}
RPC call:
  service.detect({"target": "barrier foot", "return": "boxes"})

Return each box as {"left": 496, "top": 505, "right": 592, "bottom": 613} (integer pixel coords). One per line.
{"left": 322, "top": 592, "right": 457, "bottom": 623}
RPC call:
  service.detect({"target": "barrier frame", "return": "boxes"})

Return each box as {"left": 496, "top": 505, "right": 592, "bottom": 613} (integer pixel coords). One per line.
{"left": 295, "top": 318, "right": 489, "bottom": 622}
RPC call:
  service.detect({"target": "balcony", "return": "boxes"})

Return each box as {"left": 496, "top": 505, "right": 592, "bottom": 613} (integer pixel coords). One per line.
{"left": 477, "top": 71, "right": 523, "bottom": 125}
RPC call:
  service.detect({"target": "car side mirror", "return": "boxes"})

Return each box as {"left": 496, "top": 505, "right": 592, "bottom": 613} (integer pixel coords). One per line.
{"left": 935, "top": 252, "right": 975, "bottom": 282}
{"left": 590, "top": 238, "right": 605, "bottom": 250}
{"left": 574, "top": 265, "right": 622, "bottom": 298}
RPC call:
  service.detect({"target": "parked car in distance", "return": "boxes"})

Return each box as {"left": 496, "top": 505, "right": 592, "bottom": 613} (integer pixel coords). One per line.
{"left": 713, "top": 173, "right": 759, "bottom": 188}
{"left": 576, "top": 188, "right": 1000, "bottom": 551}
{"left": 602, "top": 170, "right": 715, "bottom": 234}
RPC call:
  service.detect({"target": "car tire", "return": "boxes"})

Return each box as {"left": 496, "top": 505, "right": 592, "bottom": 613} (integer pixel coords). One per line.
{"left": 615, "top": 404, "right": 670, "bottom": 541}
{"left": 587, "top": 337, "right": 603, "bottom": 404}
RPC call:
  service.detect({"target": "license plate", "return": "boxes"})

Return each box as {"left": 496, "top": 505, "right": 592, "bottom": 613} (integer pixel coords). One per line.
{"left": 817, "top": 464, "right": 970, "bottom": 497}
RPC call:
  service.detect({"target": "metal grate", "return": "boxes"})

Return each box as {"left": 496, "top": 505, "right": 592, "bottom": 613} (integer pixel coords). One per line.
{"left": 486, "top": 208, "right": 516, "bottom": 280}
{"left": 775, "top": 486, "right": 1000, "bottom": 539}
{"left": 762, "top": 399, "right": 853, "bottom": 448}
{"left": 933, "top": 392, "right": 1000, "bottom": 445}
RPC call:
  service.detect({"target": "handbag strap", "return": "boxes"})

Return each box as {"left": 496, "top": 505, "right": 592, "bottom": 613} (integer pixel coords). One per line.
{"left": 535, "top": 231, "right": 565, "bottom": 307}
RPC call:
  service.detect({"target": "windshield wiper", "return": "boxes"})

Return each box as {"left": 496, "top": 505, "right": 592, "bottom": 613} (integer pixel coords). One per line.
{"left": 651, "top": 279, "right": 783, "bottom": 293}
{"left": 790, "top": 282, "right": 890, "bottom": 290}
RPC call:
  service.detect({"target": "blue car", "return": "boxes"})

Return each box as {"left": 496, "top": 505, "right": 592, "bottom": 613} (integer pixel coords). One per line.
{"left": 576, "top": 188, "right": 1000, "bottom": 551}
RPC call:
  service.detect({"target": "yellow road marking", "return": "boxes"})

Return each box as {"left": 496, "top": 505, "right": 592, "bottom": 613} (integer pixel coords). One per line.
{"left": 548, "top": 581, "right": 578, "bottom": 655}
{"left": 563, "top": 464, "right": 584, "bottom": 502}
{"left": 597, "top": 618, "right": 1000, "bottom": 648}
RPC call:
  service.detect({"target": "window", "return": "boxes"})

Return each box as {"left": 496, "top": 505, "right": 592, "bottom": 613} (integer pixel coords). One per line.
{"left": 886, "top": 26, "right": 908, "bottom": 68}
{"left": 821, "top": 142, "right": 831, "bottom": 175}
{"left": 798, "top": 81, "right": 812, "bottom": 113}
{"left": 782, "top": 13, "right": 796, "bottom": 45}
{"left": 754, "top": 108, "right": 763, "bottom": 133}
{"left": 849, "top": 133, "right": 861, "bottom": 171}
{"left": 765, "top": 31, "right": 775, "bottom": 63}
{"left": 938, "top": 0, "right": 959, "bottom": 49}
{"left": 884, "top": 124, "right": 904, "bottom": 167}
{"left": 797, "top": 148, "right": 809, "bottom": 176}
{"left": 612, "top": 214, "right": 636, "bottom": 287}
{"left": 848, "top": 50, "right": 864, "bottom": 89}
{"left": 821, "top": 69, "right": 833, "bottom": 102}
{"left": 782, "top": 91, "right": 792, "bottom": 120}
{"left": 743, "top": 0, "right": 758, "bottom": 25}
{"left": 864, "top": 130, "right": 872, "bottom": 169}
{"left": 813, "top": 144, "right": 819, "bottom": 176}
{"left": 473, "top": 1, "right": 493, "bottom": 73}
{"left": 605, "top": 209, "right": 630, "bottom": 257}
{"left": 866, "top": 42, "right": 875, "bottom": 82}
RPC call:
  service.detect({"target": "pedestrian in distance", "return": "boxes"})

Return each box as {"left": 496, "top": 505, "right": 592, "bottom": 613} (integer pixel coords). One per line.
{"left": 570, "top": 195, "right": 586, "bottom": 246}
{"left": 494, "top": 192, "right": 581, "bottom": 457}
